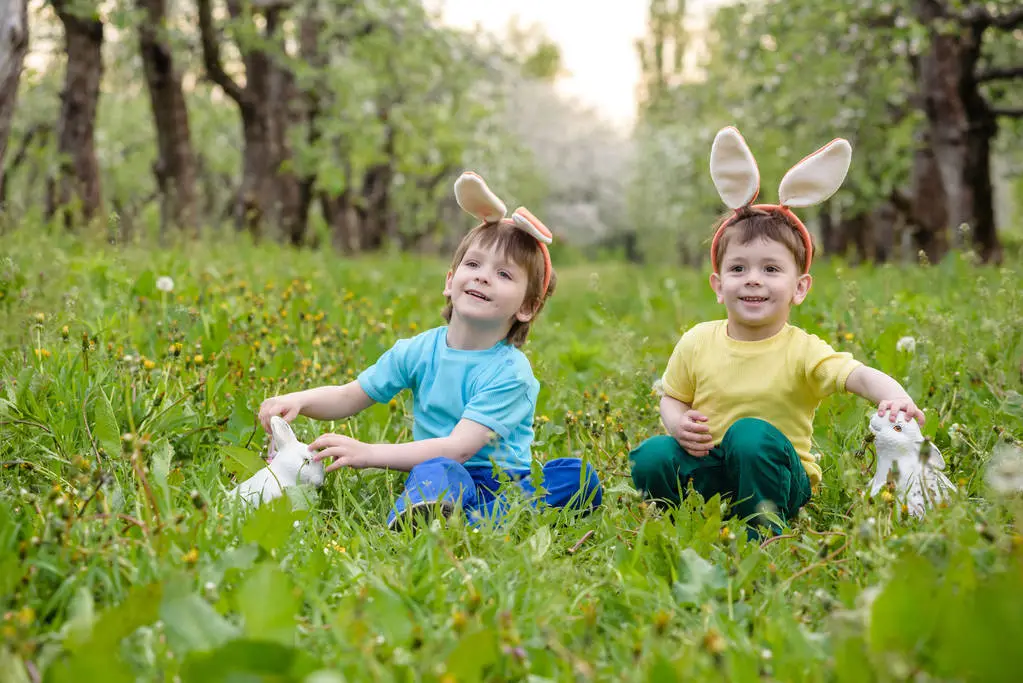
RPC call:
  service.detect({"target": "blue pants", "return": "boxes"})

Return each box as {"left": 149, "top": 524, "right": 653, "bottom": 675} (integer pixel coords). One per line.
{"left": 387, "top": 457, "right": 603, "bottom": 529}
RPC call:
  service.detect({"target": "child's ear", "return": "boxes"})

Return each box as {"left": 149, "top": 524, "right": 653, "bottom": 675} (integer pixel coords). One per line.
{"left": 442, "top": 269, "right": 453, "bottom": 297}
{"left": 709, "top": 272, "right": 724, "bottom": 304}
{"left": 792, "top": 273, "right": 812, "bottom": 305}
{"left": 515, "top": 298, "right": 538, "bottom": 323}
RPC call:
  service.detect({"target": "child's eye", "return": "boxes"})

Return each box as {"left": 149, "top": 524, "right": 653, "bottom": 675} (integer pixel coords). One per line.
{"left": 765, "top": 266, "right": 780, "bottom": 273}
{"left": 729, "top": 265, "right": 744, "bottom": 273}
{"left": 464, "top": 260, "right": 479, "bottom": 268}
{"left": 498, "top": 270, "right": 512, "bottom": 280}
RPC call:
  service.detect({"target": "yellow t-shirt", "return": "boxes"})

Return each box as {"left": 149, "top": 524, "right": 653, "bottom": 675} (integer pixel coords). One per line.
{"left": 660, "top": 320, "right": 862, "bottom": 487}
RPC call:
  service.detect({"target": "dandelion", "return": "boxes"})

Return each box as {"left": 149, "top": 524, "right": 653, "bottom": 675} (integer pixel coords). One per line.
{"left": 156, "top": 276, "right": 174, "bottom": 293}
{"left": 896, "top": 336, "right": 916, "bottom": 353}
{"left": 844, "top": 332, "right": 854, "bottom": 341}
{"left": 985, "top": 443, "right": 1023, "bottom": 495}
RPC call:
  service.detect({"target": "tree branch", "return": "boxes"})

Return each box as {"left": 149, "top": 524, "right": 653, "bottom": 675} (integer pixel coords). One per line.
{"left": 991, "top": 107, "right": 1023, "bottom": 119}
{"left": 958, "top": 5, "right": 1023, "bottom": 30}
{"left": 197, "top": 0, "right": 246, "bottom": 106}
{"left": 976, "top": 65, "right": 1023, "bottom": 82}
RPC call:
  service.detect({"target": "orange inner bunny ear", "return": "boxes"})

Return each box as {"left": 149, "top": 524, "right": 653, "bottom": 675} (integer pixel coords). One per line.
{"left": 710, "top": 126, "right": 760, "bottom": 209}
{"left": 454, "top": 171, "right": 507, "bottom": 223}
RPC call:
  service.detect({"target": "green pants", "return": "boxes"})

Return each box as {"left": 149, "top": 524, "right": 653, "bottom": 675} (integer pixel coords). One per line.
{"left": 629, "top": 418, "right": 812, "bottom": 531}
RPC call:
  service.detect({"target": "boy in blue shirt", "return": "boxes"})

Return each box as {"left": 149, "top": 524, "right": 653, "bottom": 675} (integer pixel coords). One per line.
{"left": 257, "top": 172, "right": 602, "bottom": 528}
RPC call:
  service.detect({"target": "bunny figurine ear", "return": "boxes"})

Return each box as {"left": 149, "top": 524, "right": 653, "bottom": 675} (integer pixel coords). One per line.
{"left": 710, "top": 126, "right": 760, "bottom": 209}
{"left": 777, "top": 138, "right": 852, "bottom": 208}
{"left": 454, "top": 171, "right": 507, "bottom": 223}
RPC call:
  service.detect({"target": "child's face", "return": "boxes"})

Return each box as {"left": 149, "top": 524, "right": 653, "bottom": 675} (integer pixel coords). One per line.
{"left": 444, "top": 242, "right": 534, "bottom": 329}
{"left": 710, "top": 236, "right": 811, "bottom": 340}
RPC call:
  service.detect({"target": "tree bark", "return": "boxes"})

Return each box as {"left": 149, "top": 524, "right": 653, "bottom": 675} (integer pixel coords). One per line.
{"left": 909, "top": 134, "right": 949, "bottom": 263}
{"left": 137, "top": 0, "right": 198, "bottom": 235}
{"left": 47, "top": 1, "right": 104, "bottom": 225}
{"left": 0, "top": 0, "right": 29, "bottom": 210}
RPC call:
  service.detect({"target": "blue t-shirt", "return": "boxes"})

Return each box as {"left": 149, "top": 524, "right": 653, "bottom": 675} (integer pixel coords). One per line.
{"left": 357, "top": 326, "right": 538, "bottom": 469}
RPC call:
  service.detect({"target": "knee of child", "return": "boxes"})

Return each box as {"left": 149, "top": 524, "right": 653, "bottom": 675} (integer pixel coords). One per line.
{"left": 722, "top": 418, "right": 788, "bottom": 465}
{"left": 629, "top": 436, "right": 676, "bottom": 485}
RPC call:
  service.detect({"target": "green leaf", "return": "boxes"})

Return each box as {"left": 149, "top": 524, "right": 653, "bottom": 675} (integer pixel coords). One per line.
{"left": 160, "top": 579, "right": 239, "bottom": 655}
{"left": 150, "top": 438, "right": 173, "bottom": 506}
{"left": 672, "top": 549, "right": 726, "bottom": 607}
{"left": 238, "top": 563, "right": 301, "bottom": 646}
{"left": 527, "top": 526, "right": 552, "bottom": 562}
{"left": 223, "top": 445, "right": 265, "bottom": 480}
{"left": 60, "top": 587, "right": 95, "bottom": 646}
{"left": 365, "top": 580, "right": 414, "bottom": 648}
{"left": 0, "top": 648, "right": 31, "bottom": 683}
{"left": 868, "top": 552, "right": 939, "bottom": 659}
{"left": 93, "top": 388, "right": 121, "bottom": 458}
{"left": 241, "top": 496, "right": 304, "bottom": 552}
{"left": 180, "top": 639, "right": 318, "bottom": 682}
{"left": 444, "top": 627, "right": 499, "bottom": 682}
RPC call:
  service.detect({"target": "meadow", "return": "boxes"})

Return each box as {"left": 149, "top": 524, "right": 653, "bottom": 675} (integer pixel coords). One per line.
{"left": 2, "top": 226, "right": 1023, "bottom": 682}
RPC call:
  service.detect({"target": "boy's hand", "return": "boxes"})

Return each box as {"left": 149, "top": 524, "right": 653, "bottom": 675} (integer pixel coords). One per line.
{"left": 672, "top": 410, "right": 715, "bottom": 457}
{"left": 877, "top": 397, "right": 925, "bottom": 424}
{"left": 308, "top": 433, "right": 374, "bottom": 473}
{"left": 258, "top": 395, "right": 304, "bottom": 432}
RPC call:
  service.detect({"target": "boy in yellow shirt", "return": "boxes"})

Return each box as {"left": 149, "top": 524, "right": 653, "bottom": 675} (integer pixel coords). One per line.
{"left": 630, "top": 127, "right": 926, "bottom": 536}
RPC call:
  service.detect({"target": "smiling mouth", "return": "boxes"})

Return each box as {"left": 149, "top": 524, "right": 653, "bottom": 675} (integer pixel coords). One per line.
{"left": 465, "top": 289, "right": 491, "bottom": 302}
{"left": 739, "top": 296, "right": 768, "bottom": 303}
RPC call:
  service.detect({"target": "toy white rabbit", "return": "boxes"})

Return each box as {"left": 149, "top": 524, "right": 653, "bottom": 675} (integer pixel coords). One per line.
{"left": 232, "top": 416, "right": 325, "bottom": 507}
{"left": 868, "top": 412, "right": 955, "bottom": 518}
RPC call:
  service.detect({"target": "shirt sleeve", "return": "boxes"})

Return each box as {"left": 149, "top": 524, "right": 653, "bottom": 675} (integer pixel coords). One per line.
{"left": 357, "top": 336, "right": 417, "bottom": 404}
{"left": 803, "top": 333, "right": 863, "bottom": 399}
{"left": 661, "top": 329, "right": 698, "bottom": 404}
{"left": 462, "top": 371, "right": 535, "bottom": 440}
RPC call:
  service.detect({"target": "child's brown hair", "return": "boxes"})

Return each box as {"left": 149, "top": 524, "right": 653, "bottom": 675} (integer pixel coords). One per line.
{"left": 442, "top": 221, "right": 557, "bottom": 347}
{"left": 711, "top": 207, "right": 816, "bottom": 273}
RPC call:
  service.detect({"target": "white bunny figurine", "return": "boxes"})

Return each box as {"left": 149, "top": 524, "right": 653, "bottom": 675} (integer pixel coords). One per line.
{"left": 232, "top": 416, "right": 325, "bottom": 507}
{"left": 868, "top": 412, "right": 955, "bottom": 518}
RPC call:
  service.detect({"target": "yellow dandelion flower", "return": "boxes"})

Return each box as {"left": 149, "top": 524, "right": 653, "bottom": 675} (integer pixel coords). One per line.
{"left": 193, "top": 354, "right": 204, "bottom": 364}
{"left": 143, "top": 359, "right": 156, "bottom": 370}
{"left": 183, "top": 548, "right": 199, "bottom": 564}
{"left": 844, "top": 332, "right": 854, "bottom": 341}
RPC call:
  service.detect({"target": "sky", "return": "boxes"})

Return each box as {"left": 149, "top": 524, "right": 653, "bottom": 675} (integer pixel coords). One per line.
{"left": 433, "top": 1, "right": 724, "bottom": 131}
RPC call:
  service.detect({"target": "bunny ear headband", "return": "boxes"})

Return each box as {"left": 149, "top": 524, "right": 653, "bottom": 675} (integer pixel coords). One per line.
{"left": 454, "top": 171, "right": 553, "bottom": 295}
{"left": 709, "top": 126, "right": 852, "bottom": 274}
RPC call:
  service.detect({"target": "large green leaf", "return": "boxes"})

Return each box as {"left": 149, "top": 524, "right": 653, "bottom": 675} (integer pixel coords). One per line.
{"left": 238, "top": 563, "right": 301, "bottom": 646}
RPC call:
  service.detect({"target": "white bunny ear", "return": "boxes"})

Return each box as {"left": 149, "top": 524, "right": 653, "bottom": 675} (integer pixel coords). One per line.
{"left": 270, "top": 416, "right": 298, "bottom": 449}
{"left": 454, "top": 171, "right": 507, "bottom": 223}
{"left": 777, "top": 139, "right": 852, "bottom": 208}
{"left": 710, "top": 126, "right": 760, "bottom": 209}
{"left": 925, "top": 441, "right": 946, "bottom": 470}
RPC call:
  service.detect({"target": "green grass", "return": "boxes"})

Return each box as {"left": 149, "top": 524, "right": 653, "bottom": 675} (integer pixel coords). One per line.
{"left": 2, "top": 225, "right": 1023, "bottom": 682}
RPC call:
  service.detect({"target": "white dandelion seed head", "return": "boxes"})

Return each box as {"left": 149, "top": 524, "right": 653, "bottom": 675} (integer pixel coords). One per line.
{"left": 156, "top": 276, "right": 175, "bottom": 293}
{"left": 985, "top": 443, "right": 1023, "bottom": 495}
{"left": 896, "top": 336, "right": 916, "bottom": 353}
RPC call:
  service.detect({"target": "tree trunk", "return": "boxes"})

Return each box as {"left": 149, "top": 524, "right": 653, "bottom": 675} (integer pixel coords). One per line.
{"left": 47, "top": 1, "right": 104, "bottom": 225}
{"left": 836, "top": 212, "right": 872, "bottom": 265}
{"left": 138, "top": 0, "right": 197, "bottom": 235}
{"left": 909, "top": 135, "right": 949, "bottom": 263}
{"left": 356, "top": 112, "right": 395, "bottom": 251}
{"left": 0, "top": 0, "right": 29, "bottom": 210}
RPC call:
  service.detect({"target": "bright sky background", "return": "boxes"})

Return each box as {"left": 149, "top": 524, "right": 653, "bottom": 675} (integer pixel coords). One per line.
{"left": 433, "top": 1, "right": 726, "bottom": 131}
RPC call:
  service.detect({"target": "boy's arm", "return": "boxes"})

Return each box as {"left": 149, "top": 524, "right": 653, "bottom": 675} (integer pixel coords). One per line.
{"left": 845, "top": 365, "right": 925, "bottom": 423}
{"left": 309, "top": 418, "right": 494, "bottom": 472}
{"left": 259, "top": 381, "right": 376, "bottom": 430}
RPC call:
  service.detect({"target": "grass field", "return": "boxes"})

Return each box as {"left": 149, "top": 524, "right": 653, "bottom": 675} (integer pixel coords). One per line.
{"left": 2, "top": 226, "right": 1023, "bottom": 682}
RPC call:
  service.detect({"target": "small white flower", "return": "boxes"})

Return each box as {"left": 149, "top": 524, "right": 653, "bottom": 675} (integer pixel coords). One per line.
{"left": 156, "top": 276, "right": 175, "bottom": 293}
{"left": 896, "top": 336, "right": 916, "bottom": 353}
